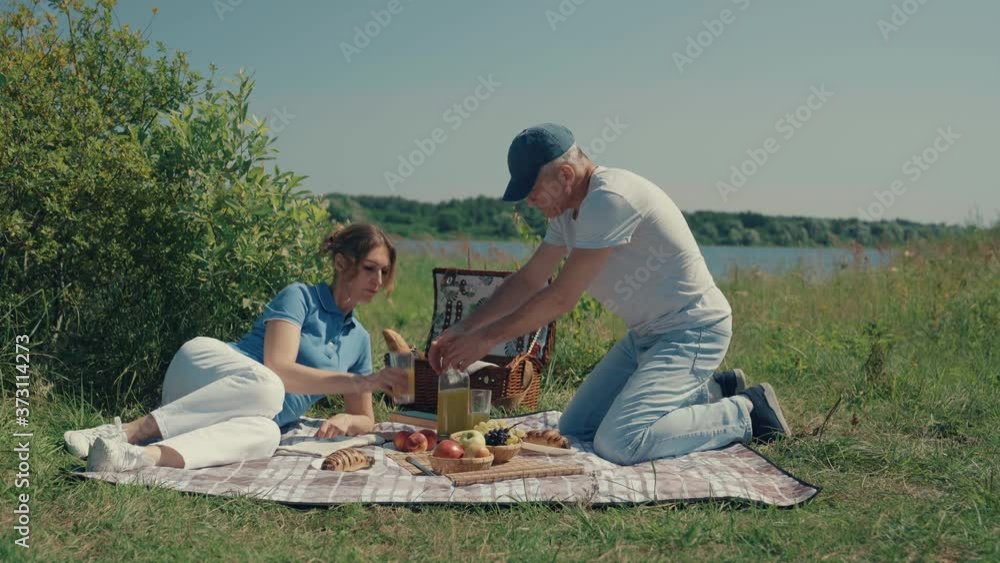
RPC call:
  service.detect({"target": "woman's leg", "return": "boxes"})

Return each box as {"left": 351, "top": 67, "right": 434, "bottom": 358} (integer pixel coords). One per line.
{"left": 87, "top": 416, "right": 280, "bottom": 472}
{"left": 153, "top": 416, "right": 281, "bottom": 469}
{"left": 148, "top": 337, "right": 285, "bottom": 440}
{"left": 592, "top": 318, "right": 753, "bottom": 465}
{"left": 557, "top": 333, "right": 639, "bottom": 441}
{"left": 71, "top": 337, "right": 284, "bottom": 460}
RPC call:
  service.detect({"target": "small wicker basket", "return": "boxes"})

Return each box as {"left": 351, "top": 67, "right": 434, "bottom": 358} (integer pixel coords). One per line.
{"left": 486, "top": 443, "right": 521, "bottom": 464}
{"left": 429, "top": 454, "right": 494, "bottom": 474}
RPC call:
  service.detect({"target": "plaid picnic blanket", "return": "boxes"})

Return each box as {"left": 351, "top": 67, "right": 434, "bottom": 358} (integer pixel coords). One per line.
{"left": 77, "top": 411, "right": 819, "bottom": 507}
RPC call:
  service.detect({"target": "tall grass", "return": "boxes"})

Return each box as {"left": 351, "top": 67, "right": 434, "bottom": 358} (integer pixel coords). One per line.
{"left": 1, "top": 231, "right": 997, "bottom": 561}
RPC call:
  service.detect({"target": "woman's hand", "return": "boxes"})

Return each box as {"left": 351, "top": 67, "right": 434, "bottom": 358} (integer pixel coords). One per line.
{"left": 363, "top": 367, "right": 409, "bottom": 396}
{"left": 315, "top": 413, "right": 353, "bottom": 439}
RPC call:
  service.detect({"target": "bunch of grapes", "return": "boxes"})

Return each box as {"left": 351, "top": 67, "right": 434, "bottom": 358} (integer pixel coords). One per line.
{"left": 484, "top": 427, "right": 509, "bottom": 447}
{"left": 474, "top": 420, "right": 525, "bottom": 445}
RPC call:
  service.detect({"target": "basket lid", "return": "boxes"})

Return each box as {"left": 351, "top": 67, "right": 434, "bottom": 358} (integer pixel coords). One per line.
{"left": 423, "top": 268, "right": 555, "bottom": 362}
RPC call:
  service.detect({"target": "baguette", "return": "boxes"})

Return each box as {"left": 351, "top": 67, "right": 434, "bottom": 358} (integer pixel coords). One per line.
{"left": 320, "top": 448, "right": 374, "bottom": 472}
{"left": 525, "top": 429, "right": 570, "bottom": 449}
{"left": 382, "top": 329, "right": 411, "bottom": 354}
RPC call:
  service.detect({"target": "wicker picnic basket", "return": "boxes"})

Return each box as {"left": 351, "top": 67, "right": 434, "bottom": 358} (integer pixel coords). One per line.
{"left": 409, "top": 267, "right": 556, "bottom": 413}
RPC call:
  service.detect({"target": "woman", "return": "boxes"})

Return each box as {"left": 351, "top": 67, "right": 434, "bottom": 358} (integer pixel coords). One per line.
{"left": 64, "top": 223, "right": 408, "bottom": 472}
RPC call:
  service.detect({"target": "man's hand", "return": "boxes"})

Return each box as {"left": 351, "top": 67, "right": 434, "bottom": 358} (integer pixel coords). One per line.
{"left": 436, "top": 328, "right": 496, "bottom": 373}
{"left": 315, "top": 413, "right": 353, "bottom": 439}
{"left": 428, "top": 323, "right": 468, "bottom": 373}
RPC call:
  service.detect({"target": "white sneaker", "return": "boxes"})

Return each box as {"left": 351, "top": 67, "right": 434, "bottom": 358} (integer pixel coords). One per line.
{"left": 86, "top": 436, "right": 155, "bottom": 473}
{"left": 64, "top": 417, "right": 127, "bottom": 459}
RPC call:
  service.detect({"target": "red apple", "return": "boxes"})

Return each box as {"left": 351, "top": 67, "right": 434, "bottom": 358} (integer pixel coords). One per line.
{"left": 432, "top": 439, "right": 464, "bottom": 459}
{"left": 404, "top": 431, "right": 428, "bottom": 453}
{"left": 393, "top": 430, "right": 412, "bottom": 451}
{"left": 418, "top": 429, "right": 438, "bottom": 450}
{"left": 474, "top": 446, "right": 491, "bottom": 459}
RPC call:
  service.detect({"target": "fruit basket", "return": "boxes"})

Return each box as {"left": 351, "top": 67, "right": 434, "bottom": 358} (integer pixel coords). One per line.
{"left": 429, "top": 454, "right": 494, "bottom": 474}
{"left": 410, "top": 268, "right": 556, "bottom": 412}
{"left": 485, "top": 443, "right": 521, "bottom": 464}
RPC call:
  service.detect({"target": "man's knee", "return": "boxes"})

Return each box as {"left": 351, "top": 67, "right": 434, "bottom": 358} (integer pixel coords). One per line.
{"left": 593, "top": 425, "right": 644, "bottom": 466}
{"left": 558, "top": 410, "right": 584, "bottom": 437}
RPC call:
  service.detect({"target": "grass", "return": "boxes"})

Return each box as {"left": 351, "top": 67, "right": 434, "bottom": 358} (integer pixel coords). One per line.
{"left": 2, "top": 234, "right": 999, "bottom": 561}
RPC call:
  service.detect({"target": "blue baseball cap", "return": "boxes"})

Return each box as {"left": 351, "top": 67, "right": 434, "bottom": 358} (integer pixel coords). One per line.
{"left": 502, "top": 123, "right": 575, "bottom": 202}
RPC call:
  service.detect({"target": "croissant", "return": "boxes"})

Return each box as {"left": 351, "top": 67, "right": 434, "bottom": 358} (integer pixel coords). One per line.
{"left": 525, "top": 429, "right": 570, "bottom": 449}
{"left": 320, "top": 448, "right": 374, "bottom": 472}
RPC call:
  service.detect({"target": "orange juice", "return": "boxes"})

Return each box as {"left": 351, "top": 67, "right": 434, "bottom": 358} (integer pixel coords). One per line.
{"left": 437, "top": 387, "right": 471, "bottom": 435}
{"left": 396, "top": 366, "right": 415, "bottom": 404}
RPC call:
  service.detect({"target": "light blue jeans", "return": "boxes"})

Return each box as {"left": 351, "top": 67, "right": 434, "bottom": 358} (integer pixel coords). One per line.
{"left": 559, "top": 316, "right": 752, "bottom": 465}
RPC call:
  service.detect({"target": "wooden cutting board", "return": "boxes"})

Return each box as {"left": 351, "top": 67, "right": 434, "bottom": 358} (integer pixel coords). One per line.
{"left": 386, "top": 451, "right": 584, "bottom": 486}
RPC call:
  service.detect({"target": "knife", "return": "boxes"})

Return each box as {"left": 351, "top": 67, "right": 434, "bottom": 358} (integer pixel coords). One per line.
{"left": 406, "top": 456, "right": 438, "bottom": 476}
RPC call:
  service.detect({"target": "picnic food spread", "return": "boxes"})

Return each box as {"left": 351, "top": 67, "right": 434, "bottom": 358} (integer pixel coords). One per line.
{"left": 321, "top": 448, "right": 374, "bottom": 472}
{"left": 525, "top": 429, "right": 570, "bottom": 449}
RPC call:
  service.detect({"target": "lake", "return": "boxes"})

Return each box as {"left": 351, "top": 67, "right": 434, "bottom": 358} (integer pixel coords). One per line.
{"left": 396, "top": 239, "right": 894, "bottom": 280}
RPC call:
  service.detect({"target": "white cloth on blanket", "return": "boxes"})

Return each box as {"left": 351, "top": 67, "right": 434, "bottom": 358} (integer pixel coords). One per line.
{"left": 466, "top": 360, "right": 499, "bottom": 374}
{"left": 275, "top": 434, "right": 384, "bottom": 458}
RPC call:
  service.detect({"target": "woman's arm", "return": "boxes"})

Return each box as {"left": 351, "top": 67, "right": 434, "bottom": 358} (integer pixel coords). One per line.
{"left": 262, "top": 319, "right": 402, "bottom": 396}
{"left": 314, "top": 393, "right": 375, "bottom": 437}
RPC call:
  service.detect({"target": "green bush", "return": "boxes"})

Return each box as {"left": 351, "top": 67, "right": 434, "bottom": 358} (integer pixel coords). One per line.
{"left": 1, "top": 0, "right": 328, "bottom": 407}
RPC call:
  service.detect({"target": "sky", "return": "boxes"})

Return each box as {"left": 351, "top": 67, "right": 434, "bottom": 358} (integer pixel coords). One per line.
{"left": 112, "top": 0, "right": 1000, "bottom": 225}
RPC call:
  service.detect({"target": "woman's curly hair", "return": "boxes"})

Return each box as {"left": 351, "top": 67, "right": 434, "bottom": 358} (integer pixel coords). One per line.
{"left": 321, "top": 223, "right": 397, "bottom": 296}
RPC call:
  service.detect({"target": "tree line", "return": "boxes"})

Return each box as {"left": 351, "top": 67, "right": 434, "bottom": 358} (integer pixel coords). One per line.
{"left": 323, "top": 193, "right": 971, "bottom": 247}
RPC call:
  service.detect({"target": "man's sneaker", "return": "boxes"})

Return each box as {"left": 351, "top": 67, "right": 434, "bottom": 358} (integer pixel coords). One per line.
{"left": 64, "top": 417, "right": 127, "bottom": 459}
{"left": 86, "top": 436, "right": 155, "bottom": 473}
{"left": 739, "top": 383, "right": 791, "bottom": 443}
{"left": 713, "top": 369, "right": 749, "bottom": 397}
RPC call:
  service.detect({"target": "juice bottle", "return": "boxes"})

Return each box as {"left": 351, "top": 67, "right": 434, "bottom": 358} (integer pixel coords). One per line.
{"left": 437, "top": 368, "right": 470, "bottom": 436}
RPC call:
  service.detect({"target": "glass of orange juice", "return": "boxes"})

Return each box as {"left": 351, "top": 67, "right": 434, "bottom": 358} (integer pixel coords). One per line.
{"left": 387, "top": 351, "right": 415, "bottom": 404}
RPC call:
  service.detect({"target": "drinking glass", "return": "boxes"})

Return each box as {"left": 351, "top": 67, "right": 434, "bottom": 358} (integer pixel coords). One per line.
{"left": 469, "top": 389, "right": 492, "bottom": 427}
{"left": 387, "top": 351, "right": 415, "bottom": 404}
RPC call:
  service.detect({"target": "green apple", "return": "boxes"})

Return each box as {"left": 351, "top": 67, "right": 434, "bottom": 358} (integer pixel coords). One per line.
{"left": 452, "top": 430, "right": 486, "bottom": 458}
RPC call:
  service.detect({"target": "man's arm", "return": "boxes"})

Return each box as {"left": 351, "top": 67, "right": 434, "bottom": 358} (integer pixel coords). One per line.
{"left": 428, "top": 242, "right": 564, "bottom": 371}
{"left": 454, "top": 242, "right": 566, "bottom": 332}
{"left": 479, "top": 247, "right": 613, "bottom": 345}
{"left": 436, "top": 247, "right": 614, "bottom": 370}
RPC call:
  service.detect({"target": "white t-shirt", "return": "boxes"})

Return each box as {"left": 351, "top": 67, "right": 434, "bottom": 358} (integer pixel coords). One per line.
{"left": 544, "top": 166, "right": 731, "bottom": 335}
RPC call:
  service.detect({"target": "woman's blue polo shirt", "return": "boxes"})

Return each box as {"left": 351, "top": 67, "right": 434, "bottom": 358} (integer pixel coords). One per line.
{"left": 230, "top": 281, "right": 372, "bottom": 427}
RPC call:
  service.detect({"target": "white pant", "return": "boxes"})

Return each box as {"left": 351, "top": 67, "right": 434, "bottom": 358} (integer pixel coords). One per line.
{"left": 150, "top": 337, "right": 285, "bottom": 470}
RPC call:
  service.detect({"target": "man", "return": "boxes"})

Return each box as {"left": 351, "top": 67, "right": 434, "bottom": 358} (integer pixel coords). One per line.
{"left": 429, "top": 123, "right": 790, "bottom": 465}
